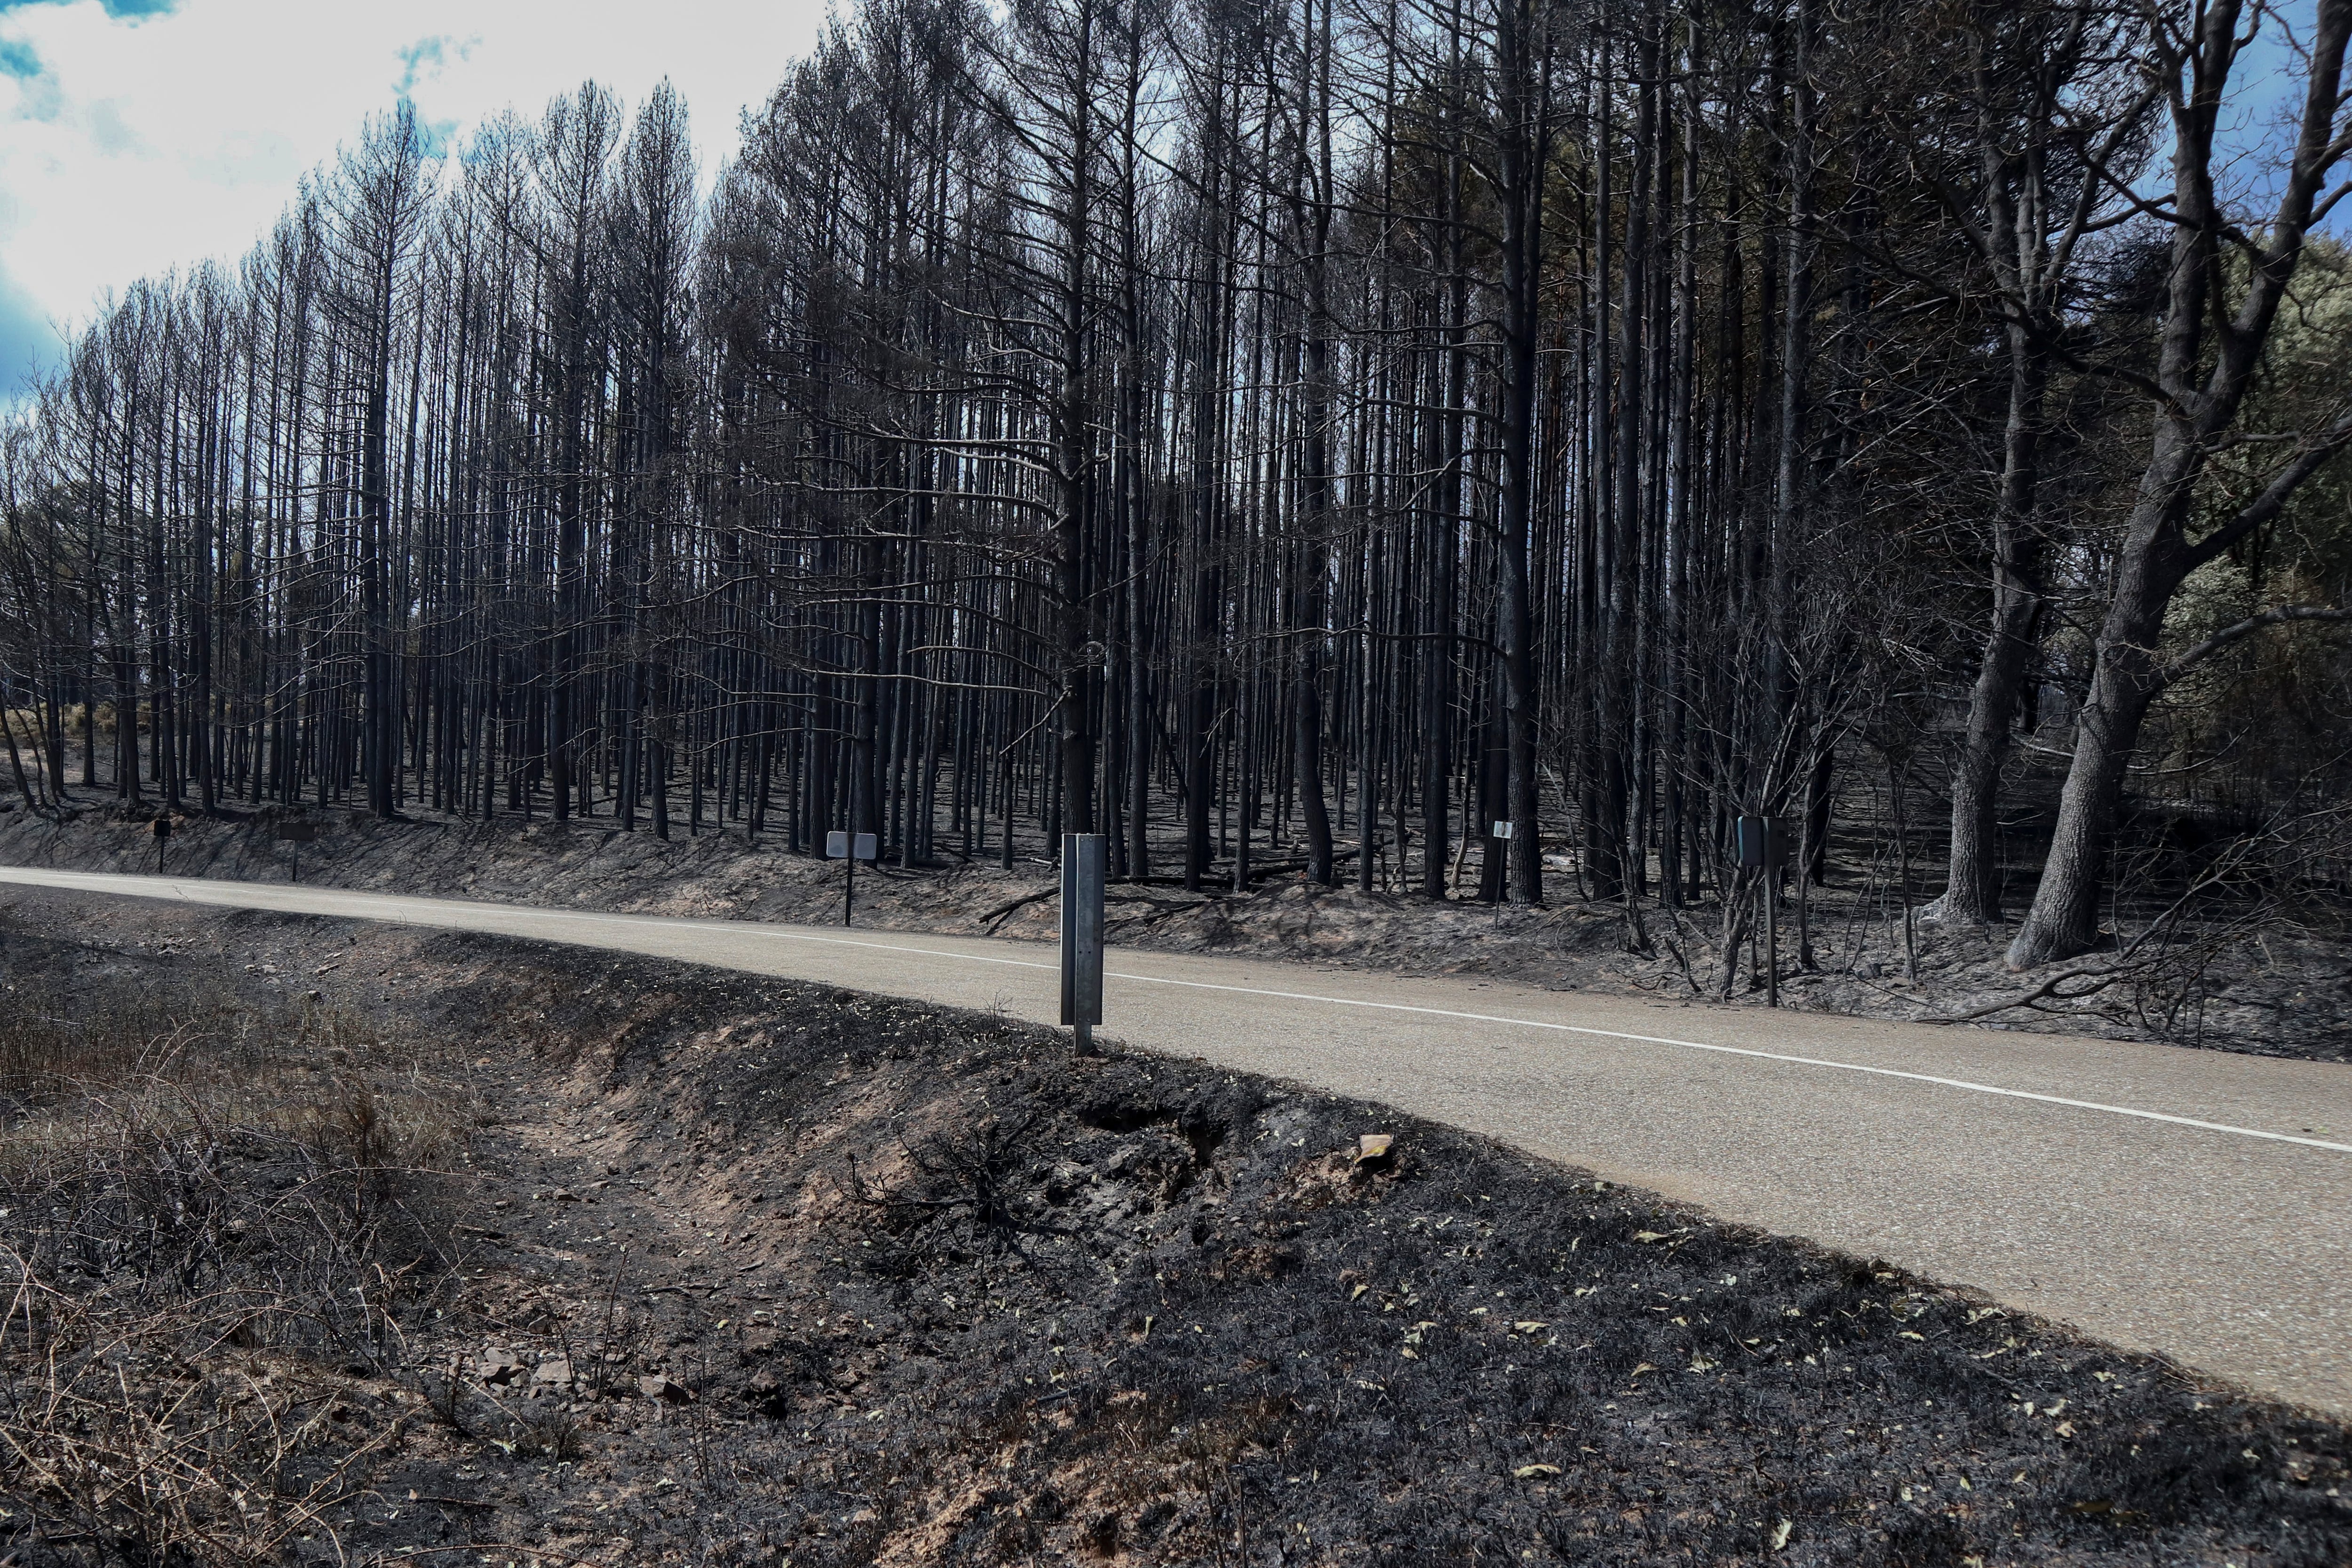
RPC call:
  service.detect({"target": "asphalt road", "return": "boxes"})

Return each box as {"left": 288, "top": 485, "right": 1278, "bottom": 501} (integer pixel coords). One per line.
{"left": 7, "top": 865, "right": 2348, "bottom": 1416}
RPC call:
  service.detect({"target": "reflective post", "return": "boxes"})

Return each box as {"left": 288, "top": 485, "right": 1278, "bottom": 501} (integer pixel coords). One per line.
{"left": 1490, "top": 819, "right": 1514, "bottom": 926}
{"left": 1060, "top": 833, "right": 1105, "bottom": 1054}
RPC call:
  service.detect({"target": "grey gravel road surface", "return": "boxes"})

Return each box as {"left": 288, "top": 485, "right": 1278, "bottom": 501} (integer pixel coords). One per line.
{"left": 6, "top": 866, "right": 2346, "bottom": 1415}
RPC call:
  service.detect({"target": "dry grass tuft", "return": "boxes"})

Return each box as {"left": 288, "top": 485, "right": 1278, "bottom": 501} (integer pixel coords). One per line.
{"left": 0, "top": 990, "right": 474, "bottom": 1565}
{"left": 0, "top": 1268, "right": 398, "bottom": 1566}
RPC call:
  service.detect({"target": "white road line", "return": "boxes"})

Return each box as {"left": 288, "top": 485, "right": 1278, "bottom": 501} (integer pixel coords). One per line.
{"left": 20, "top": 870, "right": 2352, "bottom": 1155}
{"left": 1089, "top": 971, "right": 2352, "bottom": 1155}
{"left": 488, "top": 911, "right": 2352, "bottom": 1156}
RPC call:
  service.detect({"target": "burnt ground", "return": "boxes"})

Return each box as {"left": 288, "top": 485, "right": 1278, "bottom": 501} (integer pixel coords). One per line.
{"left": 1, "top": 886, "right": 2346, "bottom": 1567}
{"left": 2, "top": 801, "right": 2346, "bottom": 1063}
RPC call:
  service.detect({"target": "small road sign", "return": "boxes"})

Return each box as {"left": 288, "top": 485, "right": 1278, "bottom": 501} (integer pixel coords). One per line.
{"left": 1734, "top": 816, "right": 1787, "bottom": 868}
{"left": 825, "top": 830, "right": 878, "bottom": 861}
{"left": 826, "top": 829, "right": 878, "bottom": 925}
{"left": 277, "top": 818, "right": 318, "bottom": 883}
{"left": 1735, "top": 816, "right": 1788, "bottom": 1007}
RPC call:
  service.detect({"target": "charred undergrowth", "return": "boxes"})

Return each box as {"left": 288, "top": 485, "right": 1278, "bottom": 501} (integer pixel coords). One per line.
{"left": 412, "top": 928, "right": 2352, "bottom": 1567}
{"left": 0, "top": 897, "right": 2344, "bottom": 1566}
{"left": 0, "top": 954, "right": 479, "bottom": 1567}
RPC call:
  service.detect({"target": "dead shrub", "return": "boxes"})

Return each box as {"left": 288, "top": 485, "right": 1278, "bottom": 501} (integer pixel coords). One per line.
{"left": 0, "top": 991, "right": 473, "bottom": 1563}
{"left": 0, "top": 1262, "right": 394, "bottom": 1567}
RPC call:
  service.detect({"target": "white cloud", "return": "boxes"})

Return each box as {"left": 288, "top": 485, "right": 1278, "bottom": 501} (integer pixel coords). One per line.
{"left": 0, "top": 0, "right": 827, "bottom": 398}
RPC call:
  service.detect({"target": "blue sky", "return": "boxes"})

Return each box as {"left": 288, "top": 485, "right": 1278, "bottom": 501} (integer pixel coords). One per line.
{"left": 0, "top": 0, "right": 828, "bottom": 403}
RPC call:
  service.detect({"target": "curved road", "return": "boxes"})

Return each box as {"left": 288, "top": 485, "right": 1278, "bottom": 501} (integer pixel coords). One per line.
{"left": 6, "top": 866, "right": 2347, "bottom": 1415}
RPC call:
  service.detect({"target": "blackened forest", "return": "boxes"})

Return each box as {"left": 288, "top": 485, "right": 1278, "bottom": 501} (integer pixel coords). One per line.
{"left": 2, "top": 0, "right": 2349, "bottom": 973}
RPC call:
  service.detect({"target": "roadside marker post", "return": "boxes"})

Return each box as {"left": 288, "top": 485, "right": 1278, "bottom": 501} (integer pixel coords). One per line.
{"left": 826, "top": 830, "right": 878, "bottom": 926}
{"left": 1060, "top": 833, "right": 1106, "bottom": 1055}
{"left": 151, "top": 815, "right": 170, "bottom": 874}
{"left": 1735, "top": 816, "right": 1788, "bottom": 1006}
{"left": 277, "top": 818, "right": 318, "bottom": 883}
{"left": 1489, "top": 820, "right": 1514, "bottom": 925}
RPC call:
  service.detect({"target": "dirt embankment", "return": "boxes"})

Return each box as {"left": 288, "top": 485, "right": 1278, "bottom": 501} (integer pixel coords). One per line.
{"left": 2, "top": 887, "right": 2345, "bottom": 1566}
{"left": 4, "top": 799, "right": 2346, "bottom": 1061}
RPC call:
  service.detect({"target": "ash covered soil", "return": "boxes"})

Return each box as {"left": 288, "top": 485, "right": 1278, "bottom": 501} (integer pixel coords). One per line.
{"left": 1, "top": 888, "right": 2346, "bottom": 1567}
{"left": 3, "top": 802, "right": 2345, "bottom": 1061}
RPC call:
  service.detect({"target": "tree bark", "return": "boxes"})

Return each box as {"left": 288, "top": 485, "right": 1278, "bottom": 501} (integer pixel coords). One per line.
{"left": 2010, "top": 0, "right": 2352, "bottom": 967}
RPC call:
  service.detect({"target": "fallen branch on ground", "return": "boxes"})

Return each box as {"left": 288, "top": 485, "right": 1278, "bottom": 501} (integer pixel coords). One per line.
{"left": 1931, "top": 964, "right": 2137, "bottom": 1023}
